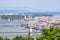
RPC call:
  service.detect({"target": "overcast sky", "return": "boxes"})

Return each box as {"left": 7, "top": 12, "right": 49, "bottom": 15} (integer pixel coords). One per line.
{"left": 0, "top": 0, "right": 60, "bottom": 12}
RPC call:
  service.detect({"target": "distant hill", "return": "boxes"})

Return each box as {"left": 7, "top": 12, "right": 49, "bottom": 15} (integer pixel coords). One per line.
{"left": 0, "top": 10, "right": 60, "bottom": 16}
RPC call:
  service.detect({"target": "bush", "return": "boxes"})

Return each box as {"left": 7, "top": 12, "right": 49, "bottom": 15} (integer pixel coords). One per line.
{"left": 12, "top": 36, "right": 26, "bottom": 40}
{"left": 36, "top": 27, "right": 60, "bottom": 40}
{"left": 12, "top": 36, "right": 34, "bottom": 40}
{"left": 0, "top": 37, "right": 3, "bottom": 40}
{"left": 25, "top": 36, "right": 34, "bottom": 40}
{"left": 4, "top": 37, "right": 10, "bottom": 40}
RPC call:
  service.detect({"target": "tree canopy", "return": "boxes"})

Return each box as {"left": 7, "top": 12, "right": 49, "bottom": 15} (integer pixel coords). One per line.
{"left": 36, "top": 26, "right": 60, "bottom": 40}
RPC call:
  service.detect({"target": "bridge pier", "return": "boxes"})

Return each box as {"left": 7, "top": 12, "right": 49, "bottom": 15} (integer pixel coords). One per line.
{"left": 0, "top": 16, "right": 1, "bottom": 20}
{"left": 8, "top": 18, "right": 11, "bottom": 21}
{"left": 28, "top": 26, "right": 32, "bottom": 36}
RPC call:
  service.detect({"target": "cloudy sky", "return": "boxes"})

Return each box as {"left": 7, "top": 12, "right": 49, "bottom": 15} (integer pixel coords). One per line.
{"left": 0, "top": 0, "right": 60, "bottom": 12}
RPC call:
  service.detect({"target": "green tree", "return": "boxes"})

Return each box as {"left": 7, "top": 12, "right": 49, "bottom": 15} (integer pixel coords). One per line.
{"left": 36, "top": 26, "right": 60, "bottom": 40}
{"left": 0, "top": 37, "right": 3, "bottom": 40}
{"left": 12, "top": 36, "right": 26, "bottom": 40}
{"left": 4, "top": 37, "right": 10, "bottom": 40}
{"left": 12, "top": 36, "right": 34, "bottom": 40}
{"left": 26, "top": 36, "right": 34, "bottom": 40}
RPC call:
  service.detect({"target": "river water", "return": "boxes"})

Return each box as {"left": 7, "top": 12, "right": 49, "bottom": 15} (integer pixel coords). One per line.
{"left": 0, "top": 20, "right": 41, "bottom": 39}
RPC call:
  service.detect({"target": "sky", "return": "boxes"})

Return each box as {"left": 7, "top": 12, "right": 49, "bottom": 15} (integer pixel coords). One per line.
{"left": 0, "top": 0, "right": 60, "bottom": 12}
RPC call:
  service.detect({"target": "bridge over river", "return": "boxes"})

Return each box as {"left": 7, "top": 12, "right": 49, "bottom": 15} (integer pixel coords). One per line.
{"left": 0, "top": 20, "right": 41, "bottom": 40}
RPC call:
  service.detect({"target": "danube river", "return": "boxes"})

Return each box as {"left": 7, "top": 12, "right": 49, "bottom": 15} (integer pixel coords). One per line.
{"left": 0, "top": 20, "right": 41, "bottom": 39}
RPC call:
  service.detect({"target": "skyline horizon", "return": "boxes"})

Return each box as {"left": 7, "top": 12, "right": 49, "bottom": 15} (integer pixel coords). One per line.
{"left": 0, "top": 9, "right": 60, "bottom": 12}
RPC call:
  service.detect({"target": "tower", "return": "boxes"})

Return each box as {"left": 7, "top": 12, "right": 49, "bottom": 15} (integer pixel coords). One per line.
{"left": 24, "top": 15, "right": 27, "bottom": 20}
{"left": 28, "top": 21, "right": 33, "bottom": 36}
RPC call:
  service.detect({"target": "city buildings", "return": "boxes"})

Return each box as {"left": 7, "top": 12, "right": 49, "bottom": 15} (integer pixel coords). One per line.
{"left": 24, "top": 15, "right": 60, "bottom": 30}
